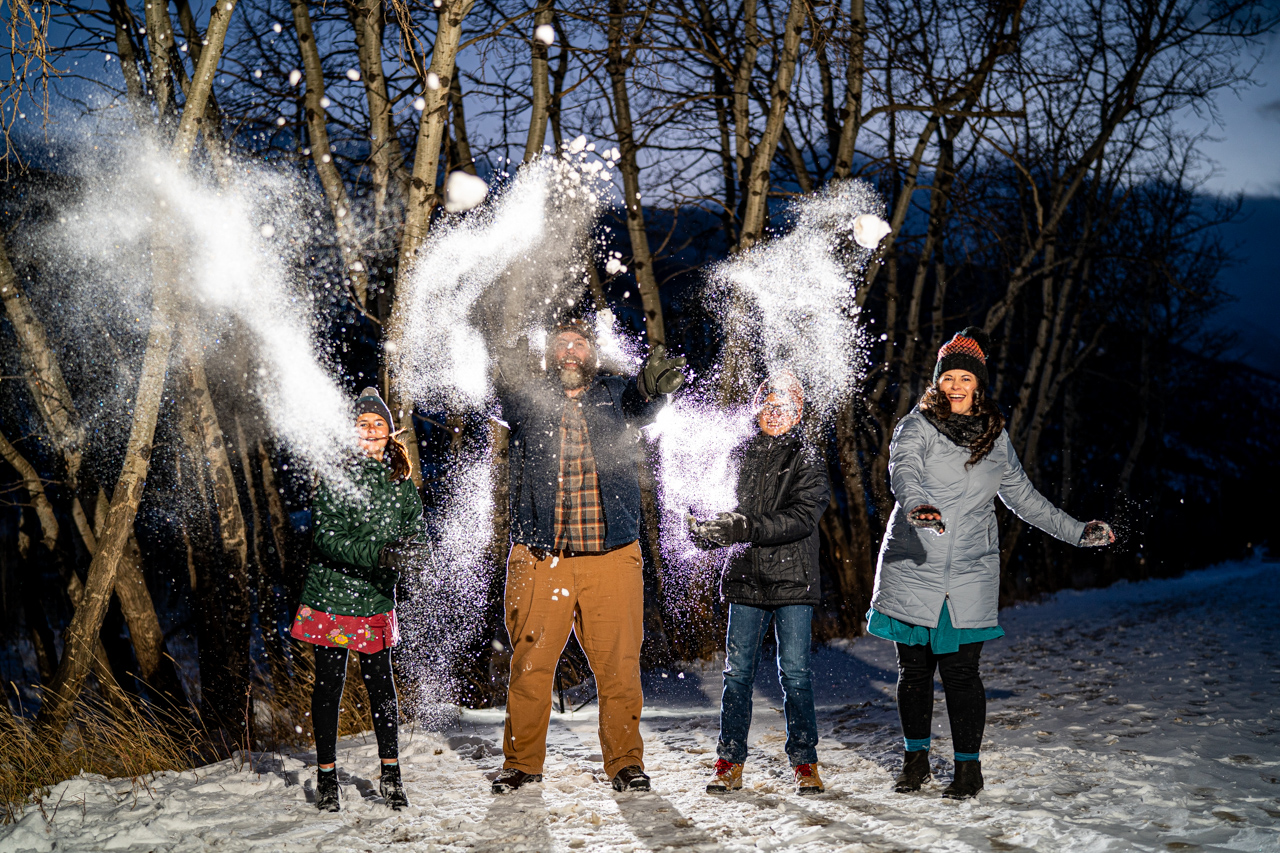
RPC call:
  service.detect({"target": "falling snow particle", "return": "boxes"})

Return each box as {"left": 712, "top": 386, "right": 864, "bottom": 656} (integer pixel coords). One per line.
{"left": 534, "top": 24, "right": 555, "bottom": 45}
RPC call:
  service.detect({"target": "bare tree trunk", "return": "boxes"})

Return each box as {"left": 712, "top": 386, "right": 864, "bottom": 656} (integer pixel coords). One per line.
{"left": 3, "top": 231, "right": 184, "bottom": 708}
{"left": 35, "top": 293, "right": 172, "bottom": 738}
{"left": 522, "top": 0, "right": 555, "bottom": 163}
{"left": 106, "top": 0, "right": 152, "bottom": 130}
{"left": 0, "top": 234, "right": 84, "bottom": 485}
{"left": 290, "top": 0, "right": 371, "bottom": 309}
{"left": 180, "top": 351, "right": 254, "bottom": 733}
{"left": 144, "top": 0, "right": 177, "bottom": 125}
{"left": 347, "top": 0, "right": 398, "bottom": 228}
{"left": 397, "top": 0, "right": 474, "bottom": 273}
{"left": 831, "top": 0, "right": 866, "bottom": 179}
{"left": 450, "top": 73, "right": 477, "bottom": 174}
{"left": 606, "top": 0, "right": 665, "bottom": 347}
{"left": 36, "top": 0, "right": 236, "bottom": 737}
{"left": 171, "top": 0, "right": 239, "bottom": 161}
{"left": 735, "top": 0, "right": 806, "bottom": 251}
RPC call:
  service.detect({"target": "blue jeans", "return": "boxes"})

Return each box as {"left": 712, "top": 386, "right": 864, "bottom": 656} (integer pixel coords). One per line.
{"left": 717, "top": 603, "right": 818, "bottom": 766}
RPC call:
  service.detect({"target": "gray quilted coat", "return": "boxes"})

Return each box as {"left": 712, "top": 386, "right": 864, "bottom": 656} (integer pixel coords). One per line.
{"left": 870, "top": 410, "right": 1086, "bottom": 629}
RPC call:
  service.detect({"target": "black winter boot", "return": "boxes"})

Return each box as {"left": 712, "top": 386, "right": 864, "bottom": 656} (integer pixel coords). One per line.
{"left": 941, "top": 760, "right": 983, "bottom": 799}
{"left": 380, "top": 763, "right": 409, "bottom": 810}
{"left": 315, "top": 768, "right": 340, "bottom": 812}
{"left": 894, "top": 750, "right": 931, "bottom": 793}
{"left": 611, "top": 765, "right": 651, "bottom": 792}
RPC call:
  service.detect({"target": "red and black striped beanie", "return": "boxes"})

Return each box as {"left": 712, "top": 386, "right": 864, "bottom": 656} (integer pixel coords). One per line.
{"left": 932, "top": 326, "right": 991, "bottom": 387}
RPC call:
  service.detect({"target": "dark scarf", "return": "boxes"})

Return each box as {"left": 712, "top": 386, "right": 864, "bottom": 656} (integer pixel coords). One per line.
{"left": 921, "top": 407, "right": 988, "bottom": 449}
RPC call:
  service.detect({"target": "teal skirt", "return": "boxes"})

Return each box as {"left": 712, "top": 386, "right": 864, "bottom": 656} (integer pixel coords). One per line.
{"left": 866, "top": 600, "right": 1004, "bottom": 654}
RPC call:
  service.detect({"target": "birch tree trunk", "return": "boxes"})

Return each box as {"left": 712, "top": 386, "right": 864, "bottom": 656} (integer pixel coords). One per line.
{"left": 522, "top": 0, "right": 555, "bottom": 163}
{"left": 290, "top": 0, "right": 371, "bottom": 309}
{"left": 36, "top": 293, "right": 172, "bottom": 738}
{"left": 606, "top": 0, "right": 665, "bottom": 347}
{"left": 347, "top": 0, "right": 399, "bottom": 229}
{"left": 35, "top": 0, "right": 237, "bottom": 739}
{"left": 831, "top": 0, "right": 866, "bottom": 180}
{"left": 2, "top": 230, "right": 184, "bottom": 708}
{"left": 735, "top": 0, "right": 806, "bottom": 251}
{"left": 397, "top": 0, "right": 474, "bottom": 272}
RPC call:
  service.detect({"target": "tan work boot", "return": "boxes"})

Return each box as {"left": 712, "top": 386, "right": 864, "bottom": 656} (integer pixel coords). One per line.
{"left": 794, "top": 763, "right": 824, "bottom": 795}
{"left": 706, "top": 758, "right": 743, "bottom": 794}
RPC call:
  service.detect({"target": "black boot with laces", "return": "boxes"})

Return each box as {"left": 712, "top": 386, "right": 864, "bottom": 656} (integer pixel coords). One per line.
{"left": 379, "top": 762, "right": 409, "bottom": 810}
{"left": 315, "top": 768, "right": 340, "bottom": 812}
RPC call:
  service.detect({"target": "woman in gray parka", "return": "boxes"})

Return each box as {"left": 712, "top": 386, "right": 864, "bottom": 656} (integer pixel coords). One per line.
{"left": 868, "top": 327, "right": 1114, "bottom": 799}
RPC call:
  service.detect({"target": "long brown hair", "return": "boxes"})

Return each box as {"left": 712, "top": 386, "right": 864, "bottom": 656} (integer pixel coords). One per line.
{"left": 918, "top": 382, "right": 1005, "bottom": 467}
{"left": 385, "top": 432, "right": 412, "bottom": 483}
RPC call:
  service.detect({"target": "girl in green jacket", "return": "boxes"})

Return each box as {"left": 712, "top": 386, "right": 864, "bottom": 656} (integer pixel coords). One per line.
{"left": 290, "top": 387, "right": 428, "bottom": 812}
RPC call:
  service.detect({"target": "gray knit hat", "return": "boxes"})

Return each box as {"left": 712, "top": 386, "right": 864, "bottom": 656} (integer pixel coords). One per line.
{"left": 354, "top": 387, "right": 394, "bottom": 424}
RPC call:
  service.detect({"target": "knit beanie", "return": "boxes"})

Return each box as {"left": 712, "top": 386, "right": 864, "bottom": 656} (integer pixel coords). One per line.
{"left": 549, "top": 318, "right": 599, "bottom": 368}
{"left": 354, "top": 386, "right": 394, "bottom": 424}
{"left": 933, "top": 326, "right": 991, "bottom": 387}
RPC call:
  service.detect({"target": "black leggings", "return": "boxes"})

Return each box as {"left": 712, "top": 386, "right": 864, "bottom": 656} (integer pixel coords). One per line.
{"left": 895, "top": 641, "right": 985, "bottom": 755}
{"left": 312, "top": 646, "right": 399, "bottom": 766}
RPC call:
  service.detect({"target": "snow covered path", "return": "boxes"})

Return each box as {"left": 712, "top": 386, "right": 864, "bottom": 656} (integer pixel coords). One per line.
{"left": 4, "top": 558, "right": 1279, "bottom": 852}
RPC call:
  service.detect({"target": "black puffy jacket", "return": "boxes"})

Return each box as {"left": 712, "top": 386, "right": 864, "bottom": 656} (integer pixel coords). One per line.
{"left": 720, "top": 430, "right": 830, "bottom": 607}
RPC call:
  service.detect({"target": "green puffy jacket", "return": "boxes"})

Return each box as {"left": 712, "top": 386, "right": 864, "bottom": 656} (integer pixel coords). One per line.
{"left": 299, "top": 455, "right": 425, "bottom": 617}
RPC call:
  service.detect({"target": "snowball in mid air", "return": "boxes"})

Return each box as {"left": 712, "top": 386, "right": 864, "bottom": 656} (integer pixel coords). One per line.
{"left": 444, "top": 172, "right": 489, "bottom": 213}
{"left": 853, "top": 213, "right": 891, "bottom": 249}
{"left": 534, "top": 24, "right": 555, "bottom": 45}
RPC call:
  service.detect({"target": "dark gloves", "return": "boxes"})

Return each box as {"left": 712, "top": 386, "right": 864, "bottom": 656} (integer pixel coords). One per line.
{"left": 371, "top": 536, "right": 436, "bottom": 595}
{"left": 378, "top": 536, "right": 434, "bottom": 570}
{"left": 493, "top": 335, "right": 531, "bottom": 388}
{"left": 688, "top": 512, "right": 750, "bottom": 548}
{"left": 1079, "top": 520, "right": 1115, "bottom": 547}
{"left": 907, "top": 504, "right": 946, "bottom": 535}
{"left": 639, "top": 344, "right": 687, "bottom": 399}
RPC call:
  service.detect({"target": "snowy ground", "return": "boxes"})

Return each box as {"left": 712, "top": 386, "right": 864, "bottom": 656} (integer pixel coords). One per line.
{"left": 4, "top": 557, "right": 1279, "bottom": 852}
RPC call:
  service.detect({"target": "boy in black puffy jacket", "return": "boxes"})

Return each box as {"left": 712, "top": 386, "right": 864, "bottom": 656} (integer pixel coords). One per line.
{"left": 690, "top": 371, "right": 830, "bottom": 795}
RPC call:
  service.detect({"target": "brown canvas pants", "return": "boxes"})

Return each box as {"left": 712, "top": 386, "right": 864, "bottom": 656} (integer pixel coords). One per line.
{"left": 502, "top": 541, "right": 645, "bottom": 777}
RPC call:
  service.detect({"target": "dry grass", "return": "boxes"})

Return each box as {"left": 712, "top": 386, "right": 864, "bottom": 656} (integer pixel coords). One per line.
{"left": 2, "top": 646, "right": 420, "bottom": 824}
{"left": 0, "top": 691, "right": 206, "bottom": 824}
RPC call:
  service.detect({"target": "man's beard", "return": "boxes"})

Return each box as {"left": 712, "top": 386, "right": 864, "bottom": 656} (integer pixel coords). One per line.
{"left": 557, "top": 361, "right": 590, "bottom": 390}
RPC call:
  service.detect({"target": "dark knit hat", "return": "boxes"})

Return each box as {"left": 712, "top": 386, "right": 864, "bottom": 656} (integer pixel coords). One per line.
{"left": 354, "top": 386, "right": 394, "bottom": 424}
{"left": 933, "top": 326, "right": 991, "bottom": 387}
{"left": 549, "top": 318, "right": 598, "bottom": 368}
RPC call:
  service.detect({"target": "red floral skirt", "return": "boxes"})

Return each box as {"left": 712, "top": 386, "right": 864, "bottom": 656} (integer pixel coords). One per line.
{"left": 290, "top": 604, "right": 399, "bottom": 653}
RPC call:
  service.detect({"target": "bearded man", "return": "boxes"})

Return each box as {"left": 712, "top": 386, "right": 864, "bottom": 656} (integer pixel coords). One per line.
{"left": 491, "top": 319, "right": 686, "bottom": 794}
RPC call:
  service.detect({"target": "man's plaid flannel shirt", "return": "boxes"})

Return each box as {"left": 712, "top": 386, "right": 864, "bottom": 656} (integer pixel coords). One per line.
{"left": 554, "top": 397, "right": 606, "bottom": 552}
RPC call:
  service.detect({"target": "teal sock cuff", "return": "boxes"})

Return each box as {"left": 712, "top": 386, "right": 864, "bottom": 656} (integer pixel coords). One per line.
{"left": 954, "top": 751, "right": 980, "bottom": 762}
{"left": 904, "top": 737, "right": 932, "bottom": 752}
{"left": 318, "top": 766, "right": 336, "bottom": 773}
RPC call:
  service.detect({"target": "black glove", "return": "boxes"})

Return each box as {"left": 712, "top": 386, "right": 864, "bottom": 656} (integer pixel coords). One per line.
{"left": 493, "top": 335, "right": 531, "bottom": 389}
{"left": 907, "top": 504, "right": 945, "bottom": 535}
{"left": 378, "top": 536, "right": 435, "bottom": 570}
{"left": 639, "top": 344, "right": 687, "bottom": 399}
{"left": 1079, "top": 520, "right": 1114, "bottom": 547}
{"left": 686, "top": 513, "right": 719, "bottom": 550}
{"left": 690, "top": 511, "right": 750, "bottom": 547}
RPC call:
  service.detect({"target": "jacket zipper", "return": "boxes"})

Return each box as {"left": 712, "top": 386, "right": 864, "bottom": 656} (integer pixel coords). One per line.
{"left": 941, "top": 462, "right": 974, "bottom": 605}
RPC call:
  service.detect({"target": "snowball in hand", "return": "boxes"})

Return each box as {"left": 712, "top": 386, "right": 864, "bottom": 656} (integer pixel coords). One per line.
{"left": 534, "top": 24, "right": 555, "bottom": 45}
{"left": 444, "top": 172, "right": 489, "bottom": 213}
{"left": 853, "top": 213, "right": 891, "bottom": 248}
